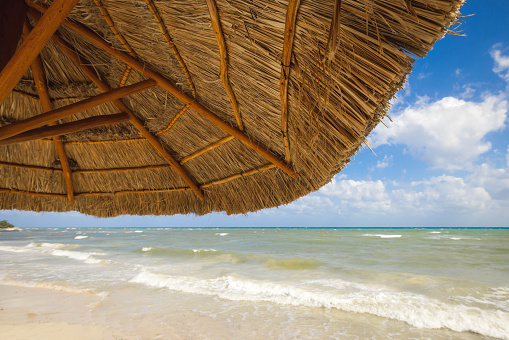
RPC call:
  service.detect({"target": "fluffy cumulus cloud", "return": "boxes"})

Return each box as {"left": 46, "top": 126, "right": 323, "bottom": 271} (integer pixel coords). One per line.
{"left": 285, "top": 163, "right": 508, "bottom": 222}
{"left": 369, "top": 44, "right": 509, "bottom": 171}
{"left": 369, "top": 95, "right": 508, "bottom": 170}
{"left": 491, "top": 44, "right": 509, "bottom": 82}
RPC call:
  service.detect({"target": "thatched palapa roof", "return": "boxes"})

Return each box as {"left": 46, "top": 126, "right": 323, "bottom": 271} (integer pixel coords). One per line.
{"left": 0, "top": 0, "right": 463, "bottom": 217}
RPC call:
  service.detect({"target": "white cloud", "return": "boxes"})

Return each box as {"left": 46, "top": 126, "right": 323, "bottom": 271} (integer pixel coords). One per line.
{"left": 284, "top": 195, "right": 335, "bottom": 215}
{"left": 283, "top": 164, "right": 508, "bottom": 221}
{"left": 491, "top": 44, "right": 509, "bottom": 82}
{"left": 376, "top": 155, "right": 393, "bottom": 169}
{"left": 369, "top": 95, "right": 508, "bottom": 170}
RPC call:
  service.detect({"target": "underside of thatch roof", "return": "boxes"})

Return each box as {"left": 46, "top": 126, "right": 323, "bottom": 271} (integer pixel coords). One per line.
{"left": 0, "top": 0, "right": 463, "bottom": 217}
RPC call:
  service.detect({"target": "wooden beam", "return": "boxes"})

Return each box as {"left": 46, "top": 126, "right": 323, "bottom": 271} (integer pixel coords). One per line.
{"left": 180, "top": 136, "right": 234, "bottom": 165}
{"left": 51, "top": 32, "right": 204, "bottom": 200}
{"left": 144, "top": 0, "right": 197, "bottom": 98}
{"left": 0, "top": 112, "right": 130, "bottom": 146}
{"left": 74, "top": 164, "right": 170, "bottom": 174}
{"left": 201, "top": 164, "right": 276, "bottom": 189}
{"left": 0, "top": 0, "right": 28, "bottom": 72}
{"left": 24, "top": 19, "right": 75, "bottom": 204}
{"left": 0, "top": 79, "right": 156, "bottom": 141}
{"left": 0, "top": 161, "right": 62, "bottom": 172}
{"left": 205, "top": 0, "right": 243, "bottom": 130}
{"left": 0, "top": 188, "right": 67, "bottom": 198}
{"left": 0, "top": 0, "right": 79, "bottom": 105}
{"left": 26, "top": 4, "right": 297, "bottom": 179}
{"left": 280, "top": 0, "right": 301, "bottom": 163}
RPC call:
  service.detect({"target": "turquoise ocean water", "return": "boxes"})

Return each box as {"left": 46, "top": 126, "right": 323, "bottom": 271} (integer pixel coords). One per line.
{"left": 1, "top": 227, "right": 508, "bottom": 339}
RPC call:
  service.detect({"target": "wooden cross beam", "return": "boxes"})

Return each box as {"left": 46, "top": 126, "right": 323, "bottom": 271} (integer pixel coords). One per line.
{"left": 0, "top": 79, "right": 156, "bottom": 141}
{"left": 51, "top": 33, "right": 204, "bottom": 200}
{"left": 26, "top": 3, "right": 297, "bottom": 179}
{"left": 0, "top": 0, "right": 79, "bottom": 105}
{"left": 0, "top": 113, "right": 130, "bottom": 146}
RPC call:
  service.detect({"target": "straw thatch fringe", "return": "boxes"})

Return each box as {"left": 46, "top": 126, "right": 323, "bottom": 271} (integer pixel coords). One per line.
{"left": 205, "top": 0, "right": 244, "bottom": 131}
{"left": 0, "top": 0, "right": 464, "bottom": 217}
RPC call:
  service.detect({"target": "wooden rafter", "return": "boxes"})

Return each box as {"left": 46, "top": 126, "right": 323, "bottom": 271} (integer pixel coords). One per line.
{"left": 205, "top": 0, "right": 243, "bottom": 131}
{"left": 144, "top": 0, "right": 197, "bottom": 98}
{"left": 74, "top": 164, "right": 171, "bottom": 174}
{"left": 26, "top": 4, "right": 297, "bottom": 179}
{"left": 0, "top": 188, "right": 66, "bottom": 198}
{"left": 50, "top": 32, "right": 204, "bottom": 200}
{"left": 0, "top": 113, "right": 130, "bottom": 146}
{"left": 23, "top": 19, "right": 75, "bottom": 204}
{"left": 0, "top": 79, "right": 156, "bottom": 141}
{"left": 0, "top": 0, "right": 79, "bottom": 105}
{"left": 280, "top": 0, "right": 301, "bottom": 163}
{"left": 0, "top": 161, "right": 63, "bottom": 172}
{"left": 180, "top": 136, "right": 234, "bottom": 165}
{"left": 155, "top": 103, "right": 191, "bottom": 136}
{"left": 93, "top": 0, "right": 138, "bottom": 87}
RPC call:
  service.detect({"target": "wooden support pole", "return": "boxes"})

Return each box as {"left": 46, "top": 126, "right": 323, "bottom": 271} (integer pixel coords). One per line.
{"left": 0, "top": 79, "right": 156, "bottom": 141}
{"left": 26, "top": 4, "right": 297, "bottom": 179}
{"left": 23, "top": 19, "right": 75, "bottom": 204}
{"left": 51, "top": 32, "right": 204, "bottom": 199}
{"left": 0, "top": 112, "right": 130, "bottom": 146}
{"left": 205, "top": 0, "right": 243, "bottom": 130}
{"left": 280, "top": 0, "right": 301, "bottom": 163}
{"left": 0, "top": 0, "right": 79, "bottom": 105}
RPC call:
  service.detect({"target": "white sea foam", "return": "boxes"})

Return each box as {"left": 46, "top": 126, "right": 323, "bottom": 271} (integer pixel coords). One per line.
{"left": 216, "top": 233, "right": 229, "bottom": 236}
{"left": 50, "top": 249, "right": 106, "bottom": 264}
{"left": 134, "top": 230, "right": 143, "bottom": 233}
{"left": 141, "top": 247, "right": 153, "bottom": 252}
{"left": 27, "top": 242, "right": 79, "bottom": 249}
{"left": 192, "top": 249, "right": 217, "bottom": 253}
{"left": 450, "top": 237, "right": 481, "bottom": 240}
{"left": 131, "top": 271, "right": 509, "bottom": 339}
{"left": 429, "top": 231, "right": 441, "bottom": 234}
{"left": 74, "top": 235, "right": 88, "bottom": 239}
{"left": 362, "top": 234, "right": 402, "bottom": 238}
{"left": 0, "top": 227, "right": 22, "bottom": 231}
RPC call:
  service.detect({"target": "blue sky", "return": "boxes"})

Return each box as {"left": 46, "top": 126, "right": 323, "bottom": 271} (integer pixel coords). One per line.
{"left": 2, "top": 1, "right": 509, "bottom": 228}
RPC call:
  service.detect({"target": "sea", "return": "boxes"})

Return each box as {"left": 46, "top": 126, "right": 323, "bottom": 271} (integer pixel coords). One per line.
{"left": 1, "top": 227, "right": 508, "bottom": 339}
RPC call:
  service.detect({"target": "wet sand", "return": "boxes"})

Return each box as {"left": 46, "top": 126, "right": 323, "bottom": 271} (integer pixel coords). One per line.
{"left": 0, "top": 285, "right": 126, "bottom": 340}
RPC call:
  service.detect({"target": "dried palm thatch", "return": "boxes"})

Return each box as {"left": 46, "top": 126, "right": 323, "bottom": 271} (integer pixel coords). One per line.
{"left": 0, "top": 0, "right": 463, "bottom": 217}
